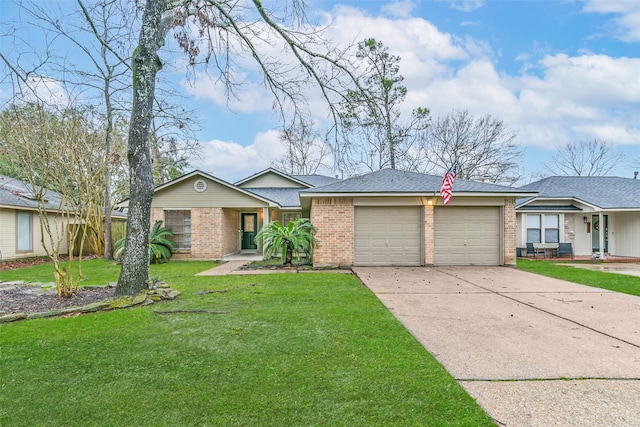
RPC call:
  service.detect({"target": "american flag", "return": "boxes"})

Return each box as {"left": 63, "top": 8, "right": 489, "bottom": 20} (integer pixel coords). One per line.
{"left": 440, "top": 162, "right": 457, "bottom": 205}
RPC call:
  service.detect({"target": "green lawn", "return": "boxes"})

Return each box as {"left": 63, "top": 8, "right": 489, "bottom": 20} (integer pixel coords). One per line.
{"left": 517, "top": 258, "right": 640, "bottom": 296}
{"left": 0, "top": 260, "right": 492, "bottom": 426}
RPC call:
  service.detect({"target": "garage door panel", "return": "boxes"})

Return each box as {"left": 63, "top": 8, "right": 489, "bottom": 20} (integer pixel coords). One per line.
{"left": 354, "top": 206, "right": 422, "bottom": 266}
{"left": 435, "top": 207, "right": 500, "bottom": 265}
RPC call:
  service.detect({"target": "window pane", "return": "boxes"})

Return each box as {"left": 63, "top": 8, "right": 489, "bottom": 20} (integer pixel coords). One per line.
{"left": 17, "top": 212, "right": 32, "bottom": 251}
{"left": 527, "top": 229, "right": 541, "bottom": 243}
{"left": 545, "top": 229, "right": 559, "bottom": 243}
{"left": 165, "top": 210, "right": 191, "bottom": 251}
{"left": 526, "top": 215, "right": 540, "bottom": 228}
{"left": 283, "top": 212, "right": 302, "bottom": 226}
{"left": 243, "top": 215, "right": 255, "bottom": 232}
{"left": 545, "top": 215, "right": 559, "bottom": 228}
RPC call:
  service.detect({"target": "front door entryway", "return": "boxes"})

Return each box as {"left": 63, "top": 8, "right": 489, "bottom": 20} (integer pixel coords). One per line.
{"left": 241, "top": 213, "right": 258, "bottom": 250}
{"left": 592, "top": 214, "right": 609, "bottom": 253}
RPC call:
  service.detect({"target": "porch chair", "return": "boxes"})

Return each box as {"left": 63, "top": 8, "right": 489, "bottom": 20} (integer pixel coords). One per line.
{"left": 557, "top": 242, "right": 574, "bottom": 259}
{"left": 526, "top": 243, "right": 544, "bottom": 258}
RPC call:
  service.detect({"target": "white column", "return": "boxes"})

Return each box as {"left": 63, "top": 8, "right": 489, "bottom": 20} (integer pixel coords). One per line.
{"left": 598, "top": 212, "right": 605, "bottom": 260}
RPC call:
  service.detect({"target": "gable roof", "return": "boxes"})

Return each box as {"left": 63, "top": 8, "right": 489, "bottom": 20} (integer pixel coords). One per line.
{"left": 301, "top": 168, "right": 533, "bottom": 197}
{"left": 518, "top": 176, "right": 640, "bottom": 209}
{"left": 150, "top": 170, "right": 278, "bottom": 207}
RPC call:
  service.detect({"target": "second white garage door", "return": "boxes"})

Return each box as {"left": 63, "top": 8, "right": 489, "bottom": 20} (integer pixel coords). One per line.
{"left": 434, "top": 206, "right": 501, "bottom": 265}
{"left": 354, "top": 206, "right": 422, "bottom": 266}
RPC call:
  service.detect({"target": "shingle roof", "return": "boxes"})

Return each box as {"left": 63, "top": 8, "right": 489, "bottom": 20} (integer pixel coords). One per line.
{"left": 518, "top": 176, "right": 640, "bottom": 209}
{"left": 291, "top": 174, "right": 339, "bottom": 187}
{"left": 0, "top": 175, "right": 63, "bottom": 210}
{"left": 301, "top": 168, "right": 527, "bottom": 194}
{"left": 1, "top": 174, "right": 127, "bottom": 218}
{"left": 243, "top": 187, "right": 302, "bottom": 208}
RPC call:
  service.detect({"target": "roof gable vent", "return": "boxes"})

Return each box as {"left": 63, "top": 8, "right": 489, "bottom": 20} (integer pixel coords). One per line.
{"left": 194, "top": 179, "right": 207, "bottom": 193}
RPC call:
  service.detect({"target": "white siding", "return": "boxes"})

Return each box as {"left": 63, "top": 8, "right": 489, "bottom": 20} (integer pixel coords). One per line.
{"left": 610, "top": 212, "right": 640, "bottom": 257}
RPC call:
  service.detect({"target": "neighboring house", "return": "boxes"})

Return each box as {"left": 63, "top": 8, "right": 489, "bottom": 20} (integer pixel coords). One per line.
{"left": 152, "top": 168, "right": 534, "bottom": 266}
{"left": 516, "top": 176, "right": 640, "bottom": 259}
{"left": 0, "top": 174, "right": 126, "bottom": 262}
{"left": 0, "top": 174, "right": 69, "bottom": 261}
{"left": 146, "top": 168, "right": 338, "bottom": 260}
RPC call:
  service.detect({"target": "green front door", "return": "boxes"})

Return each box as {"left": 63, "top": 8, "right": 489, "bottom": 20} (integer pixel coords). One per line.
{"left": 241, "top": 213, "right": 258, "bottom": 250}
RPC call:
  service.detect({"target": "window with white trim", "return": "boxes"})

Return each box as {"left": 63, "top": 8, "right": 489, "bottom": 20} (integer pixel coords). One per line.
{"left": 526, "top": 214, "right": 541, "bottom": 243}
{"left": 165, "top": 210, "right": 191, "bottom": 252}
{"left": 544, "top": 214, "right": 559, "bottom": 243}
{"left": 17, "top": 211, "right": 33, "bottom": 252}
{"left": 526, "top": 214, "right": 560, "bottom": 244}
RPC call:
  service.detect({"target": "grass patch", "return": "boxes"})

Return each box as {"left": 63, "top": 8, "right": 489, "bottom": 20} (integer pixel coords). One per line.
{"left": 517, "top": 259, "right": 640, "bottom": 296}
{"left": 0, "top": 258, "right": 219, "bottom": 287}
{"left": 0, "top": 262, "right": 492, "bottom": 426}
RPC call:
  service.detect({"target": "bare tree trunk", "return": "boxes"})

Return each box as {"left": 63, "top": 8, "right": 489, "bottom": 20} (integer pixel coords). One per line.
{"left": 103, "top": 77, "right": 114, "bottom": 260}
{"left": 116, "top": 0, "right": 168, "bottom": 295}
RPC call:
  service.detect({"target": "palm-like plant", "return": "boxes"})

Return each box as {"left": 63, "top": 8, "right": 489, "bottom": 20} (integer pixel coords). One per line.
{"left": 114, "top": 220, "right": 176, "bottom": 264}
{"left": 255, "top": 218, "right": 317, "bottom": 266}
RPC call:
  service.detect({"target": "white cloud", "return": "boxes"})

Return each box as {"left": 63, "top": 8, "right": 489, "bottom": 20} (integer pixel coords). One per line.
{"left": 189, "top": 130, "right": 285, "bottom": 181}
{"left": 448, "top": 1, "right": 484, "bottom": 13}
{"left": 583, "top": 0, "right": 640, "bottom": 42}
{"left": 183, "top": 2, "right": 640, "bottom": 177}
{"left": 16, "top": 76, "right": 71, "bottom": 108}
{"left": 381, "top": 0, "right": 416, "bottom": 18}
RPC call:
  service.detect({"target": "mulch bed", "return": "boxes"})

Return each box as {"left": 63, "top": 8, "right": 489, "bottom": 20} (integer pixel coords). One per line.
{"left": 0, "top": 285, "right": 116, "bottom": 316}
{"left": 0, "top": 255, "right": 114, "bottom": 315}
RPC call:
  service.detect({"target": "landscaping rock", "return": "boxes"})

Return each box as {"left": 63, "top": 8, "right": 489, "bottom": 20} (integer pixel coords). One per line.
{"left": 0, "top": 313, "right": 27, "bottom": 323}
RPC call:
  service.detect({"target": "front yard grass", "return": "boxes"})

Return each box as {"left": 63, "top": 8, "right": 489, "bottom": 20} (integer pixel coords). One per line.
{"left": 0, "top": 260, "right": 492, "bottom": 426}
{"left": 517, "top": 259, "right": 640, "bottom": 297}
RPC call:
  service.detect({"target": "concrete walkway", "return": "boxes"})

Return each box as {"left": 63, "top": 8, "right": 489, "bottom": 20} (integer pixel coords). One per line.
{"left": 353, "top": 266, "right": 640, "bottom": 427}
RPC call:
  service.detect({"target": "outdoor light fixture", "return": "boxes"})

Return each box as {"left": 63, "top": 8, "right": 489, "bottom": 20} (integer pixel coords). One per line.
{"left": 428, "top": 198, "right": 433, "bottom": 205}
{"left": 583, "top": 216, "right": 588, "bottom": 223}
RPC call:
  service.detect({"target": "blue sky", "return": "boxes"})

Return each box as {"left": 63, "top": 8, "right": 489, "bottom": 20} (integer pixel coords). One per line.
{"left": 2, "top": 0, "right": 639, "bottom": 183}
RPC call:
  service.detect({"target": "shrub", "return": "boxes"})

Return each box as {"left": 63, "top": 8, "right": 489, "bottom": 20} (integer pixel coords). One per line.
{"left": 114, "top": 220, "right": 176, "bottom": 264}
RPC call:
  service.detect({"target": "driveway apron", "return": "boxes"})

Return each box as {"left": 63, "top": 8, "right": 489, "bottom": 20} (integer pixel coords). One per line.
{"left": 353, "top": 266, "right": 640, "bottom": 427}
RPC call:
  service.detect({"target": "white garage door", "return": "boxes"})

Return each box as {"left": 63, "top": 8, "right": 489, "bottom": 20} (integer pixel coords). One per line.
{"left": 354, "top": 206, "right": 422, "bottom": 266}
{"left": 434, "top": 206, "right": 501, "bottom": 265}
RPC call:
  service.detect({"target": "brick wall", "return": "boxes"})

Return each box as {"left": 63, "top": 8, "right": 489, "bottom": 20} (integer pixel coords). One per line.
{"left": 151, "top": 208, "right": 164, "bottom": 226}
{"left": 311, "top": 197, "right": 354, "bottom": 266}
{"left": 503, "top": 197, "right": 516, "bottom": 266}
{"left": 424, "top": 205, "right": 434, "bottom": 265}
{"left": 221, "top": 209, "right": 239, "bottom": 256}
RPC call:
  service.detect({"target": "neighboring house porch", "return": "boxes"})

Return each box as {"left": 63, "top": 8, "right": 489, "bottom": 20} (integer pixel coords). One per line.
{"left": 517, "top": 176, "right": 640, "bottom": 259}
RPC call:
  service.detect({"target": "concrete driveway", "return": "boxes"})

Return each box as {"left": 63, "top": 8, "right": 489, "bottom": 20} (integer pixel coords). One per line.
{"left": 353, "top": 266, "right": 640, "bottom": 427}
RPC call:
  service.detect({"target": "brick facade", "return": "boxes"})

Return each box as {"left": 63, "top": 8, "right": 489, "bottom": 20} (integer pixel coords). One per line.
{"left": 189, "top": 208, "right": 239, "bottom": 259}
{"left": 424, "top": 205, "right": 435, "bottom": 265}
{"left": 503, "top": 197, "right": 516, "bottom": 266}
{"left": 157, "top": 207, "right": 241, "bottom": 260}
{"left": 311, "top": 197, "right": 354, "bottom": 266}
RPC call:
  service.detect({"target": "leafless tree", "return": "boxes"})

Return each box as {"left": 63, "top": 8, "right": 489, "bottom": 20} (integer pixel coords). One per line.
{"left": 116, "top": 0, "right": 362, "bottom": 295}
{"left": 0, "top": 103, "right": 107, "bottom": 296}
{"left": 272, "top": 119, "right": 331, "bottom": 175}
{"left": 1, "top": 0, "right": 201, "bottom": 259}
{"left": 420, "top": 109, "right": 522, "bottom": 185}
{"left": 338, "top": 38, "right": 430, "bottom": 175}
{"left": 543, "top": 139, "right": 627, "bottom": 176}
